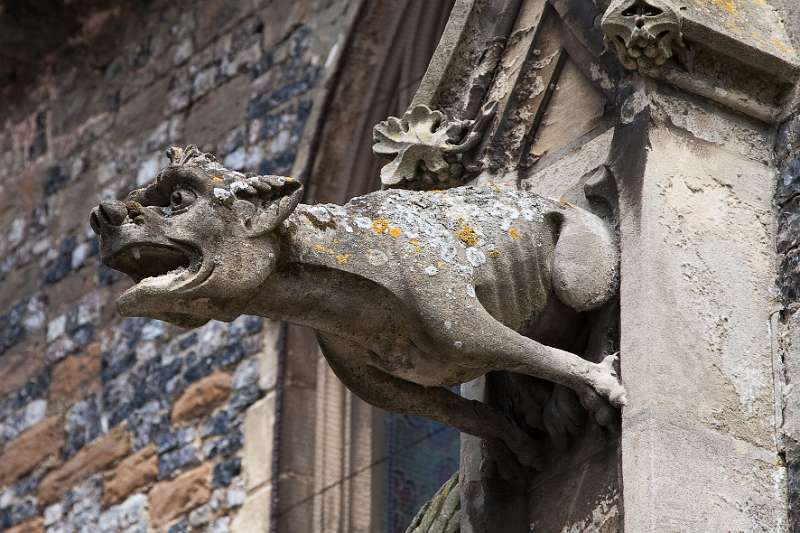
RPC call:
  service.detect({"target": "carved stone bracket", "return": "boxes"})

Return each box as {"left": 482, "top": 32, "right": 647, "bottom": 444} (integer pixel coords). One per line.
{"left": 373, "top": 101, "right": 495, "bottom": 189}
{"left": 600, "top": 0, "right": 800, "bottom": 123}
{"left": 601, "top": 0, "right": 687, "bottom": 71}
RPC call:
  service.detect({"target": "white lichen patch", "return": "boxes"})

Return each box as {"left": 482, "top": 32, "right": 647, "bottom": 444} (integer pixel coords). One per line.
{"left": 309, "top": 206, "right": 333, "bottom": 223}
{"left": 230, "top": 180, "right": 255, "bottom": 195}
{"left": 424, "top": 265, "right": 439, "bottom": 276}
{"left": 213, "top": 187, "right": 233, "bottom": 205}
{"left": 354, "top": 216, "right": 372, "bottom": 229}
{"left": 366, "top": 249, "right": 388, "bottom": 266}
{"left": 466, "top": 247, "right": 486, "bottom": 267}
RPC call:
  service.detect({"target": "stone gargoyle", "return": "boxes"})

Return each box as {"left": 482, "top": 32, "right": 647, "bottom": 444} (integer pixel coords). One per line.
{"left": 90, "top": 146, "right": 626, "bottom": 467}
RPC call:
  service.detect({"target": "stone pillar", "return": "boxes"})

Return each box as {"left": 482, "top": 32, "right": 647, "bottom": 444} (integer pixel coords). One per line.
{"left": 612, "top": 82, "right": 787, "bottom": 530}
{"left": 595, "top": 1, "right": 800, "bottom": 528}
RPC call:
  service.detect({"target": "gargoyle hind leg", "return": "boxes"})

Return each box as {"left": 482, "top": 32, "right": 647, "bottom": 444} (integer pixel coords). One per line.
{"left": 316, "top": 334, "right": 543, "bottom": 469}
{"left": 419, "top": 303, "right": 626, "bottom": 428}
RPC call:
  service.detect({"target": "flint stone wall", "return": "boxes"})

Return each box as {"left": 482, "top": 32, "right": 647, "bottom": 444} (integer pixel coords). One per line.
{"left": 0, "top": 1, "right": 348, "bottom": 531}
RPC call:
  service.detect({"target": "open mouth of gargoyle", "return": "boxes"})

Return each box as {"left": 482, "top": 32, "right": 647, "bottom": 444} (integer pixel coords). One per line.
{"left": 105, "top": 241, "right": 209, "bottom": 289}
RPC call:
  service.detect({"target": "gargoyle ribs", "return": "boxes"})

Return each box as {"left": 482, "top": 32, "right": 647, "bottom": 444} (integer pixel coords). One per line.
{"left": 90, "top": 146, "right": 625, "bottom": 467}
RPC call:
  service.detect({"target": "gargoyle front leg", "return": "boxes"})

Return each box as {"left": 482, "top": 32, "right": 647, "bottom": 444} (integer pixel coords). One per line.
{"left": 316, "top": 334, "right": 543, "bottom": 469}
{"left": 419, "top": 303, "right": 626, "bottom": 428}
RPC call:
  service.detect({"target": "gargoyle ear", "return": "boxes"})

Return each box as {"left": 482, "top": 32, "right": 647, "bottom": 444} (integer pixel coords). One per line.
{"left": 233, "top": 175, "right": 303, "bottom": 237}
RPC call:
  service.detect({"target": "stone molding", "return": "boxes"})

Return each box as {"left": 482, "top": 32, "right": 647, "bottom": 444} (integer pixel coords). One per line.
{"left": 601, "top": 0, "right": 800, "bottom": 122}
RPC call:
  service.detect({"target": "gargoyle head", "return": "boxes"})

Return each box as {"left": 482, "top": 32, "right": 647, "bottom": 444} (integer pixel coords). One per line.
{"left": 90, "top": 145, "right": 302, "bottom": 328}
{"left": 601, "top": 0, "right": 686, "bottom": 71}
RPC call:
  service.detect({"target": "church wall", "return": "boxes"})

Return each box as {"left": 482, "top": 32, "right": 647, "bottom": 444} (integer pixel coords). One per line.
{"left": 0, "top": 1, "right": 349, "bottom": 531}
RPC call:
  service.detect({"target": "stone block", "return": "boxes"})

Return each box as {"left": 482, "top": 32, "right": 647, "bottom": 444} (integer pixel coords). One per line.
{"left": 230, "top": 483, "right": 271, "bottom": 533}
{"left": 623, "top": 413, "right": 786, "bottom": 531}
{"left": 103, "top": 443, "right": 158, "bottom": 506}
{"left": 0, "top": 416, "right": 63, "bottom": 487}
{"left": 148, "top": 463, "right": 212, "bottom": 528}
{"left": 258, "top": 320, "right": 282, "bottom": 391}
{"left": 38, "top": 424, "right": 131, "bottom": 504}
{"left": 111, "top": 78, "right": 170, "bottom": 144}
{"left": 5, "top": 517, "right": 43, "bottom": 533}
{"left": 242, "top": 393, "right": 275, "bottom": 491}
{"left": 48, "top": 345, "right": 102, "bottom": 413}
{"left": 183, "top": 75, "right": 251, "bottom": 152}
{"left": 171, "top": 371, "right": 232, "bottom": 424}
{"left": 0, "top": 343, "right": 47, "bottom": 399}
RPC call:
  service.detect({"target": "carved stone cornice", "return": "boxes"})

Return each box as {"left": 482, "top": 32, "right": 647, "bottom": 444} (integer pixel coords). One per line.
{"left": 601, "top": 0, "right": 800, "bottom": 123}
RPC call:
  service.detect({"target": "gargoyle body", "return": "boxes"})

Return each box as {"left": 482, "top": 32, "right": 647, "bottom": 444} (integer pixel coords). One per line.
{"left": 90, "top": 147, "right": 625, "bottom": 467}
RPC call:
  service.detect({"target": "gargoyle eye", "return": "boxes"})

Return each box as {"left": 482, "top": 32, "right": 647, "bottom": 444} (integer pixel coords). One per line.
{"left": 170, "top": 188, "right": 197, "bottom": 211}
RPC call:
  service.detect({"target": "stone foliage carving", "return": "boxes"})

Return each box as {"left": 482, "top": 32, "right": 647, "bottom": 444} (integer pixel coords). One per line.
{"left": 601, "top": 0, "right": 686, "bottom": 71}
{"left": 90, "top": 146, "right": 625, "bottom": 468}
{"left": 373, "top": 102, "right": 495, "bottom": 189}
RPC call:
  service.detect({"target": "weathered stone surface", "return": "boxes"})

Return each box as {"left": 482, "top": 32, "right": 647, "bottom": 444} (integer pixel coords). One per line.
{"left": 171, "top": 372, "right": 232, "bottom": 424}
{"left": 103, "top": 443, "right": 158, "bottom": 506}
{"left": 148, "top": 463, "right": 212, "bottom": 527}
{"left": 615, "top": 89, "right": 785, "bottom": 530}
{"left": 0, "top": 416, "right": 63, "bottom": 487}
{"left": 38, "top": 424, "right": 131, "bottom": 504}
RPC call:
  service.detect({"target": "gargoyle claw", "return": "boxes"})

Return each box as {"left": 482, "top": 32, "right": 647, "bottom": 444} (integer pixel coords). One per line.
{"left": 576, "top": 353, "right": 626, "bottom": 428}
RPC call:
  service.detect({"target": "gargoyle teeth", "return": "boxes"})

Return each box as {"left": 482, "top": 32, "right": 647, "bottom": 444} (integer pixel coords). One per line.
{"left": 132, "top": 247, "right": 141, "bottom": 261}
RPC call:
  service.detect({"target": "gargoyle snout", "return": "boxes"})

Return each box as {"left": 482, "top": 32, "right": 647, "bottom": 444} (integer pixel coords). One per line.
{"left": 90, "top": 200, "right": 133, "bottom": 235}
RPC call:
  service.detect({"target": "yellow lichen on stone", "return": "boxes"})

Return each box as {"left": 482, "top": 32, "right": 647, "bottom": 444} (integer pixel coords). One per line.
{"left": 409, "top": 239, "right": 423, "bottom": 253}
{"left": 388, "top": 227, "right": 402, "bottom": 238}
{"left": 455, "top": 222, "right": 479, "bottom": 247}
{"left": 212, "top": 175, "right": 224, "bottom": 183}
{"left": 712, "top": 0, "right": 736, "bottom": 14}
{"left": 372, "top": 218, "right": 390, "bottom": 235}
{"left": 313, "top": 244, "right": 336, "bottom": 255}
{"left": 436, "top": 260, "right": 444, "bottom": 268}
{"left": 508, "top": 227, "right": 520, "bottom": 241}
{"left": 488, "top": 250, "right": 501, "bottom": 258}
{"left": 335, "top": 254, "right": 349, "bottom": 265}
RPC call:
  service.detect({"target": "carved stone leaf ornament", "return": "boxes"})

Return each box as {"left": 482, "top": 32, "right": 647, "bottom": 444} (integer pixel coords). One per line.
{"left": 373, "top": 105, "right": 463, "bottom": 185}
{"left": 373, "top": 102, "right": 496, "bottom": 188}
{"left": 601, "top": 0, "right": 687, "bottom": 71}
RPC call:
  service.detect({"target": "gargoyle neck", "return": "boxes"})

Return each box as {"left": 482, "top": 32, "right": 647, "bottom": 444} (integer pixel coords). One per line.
{"left": 245, "top": 206, "right": 353, "bottom": 325}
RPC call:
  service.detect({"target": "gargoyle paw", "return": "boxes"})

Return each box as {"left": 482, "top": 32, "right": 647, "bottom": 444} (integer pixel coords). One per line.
{"left": 577, "top": 353, "right": 626, "bottom": 428}
{"left": 592, "top": 353, "right": 626, "bottom": 407}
